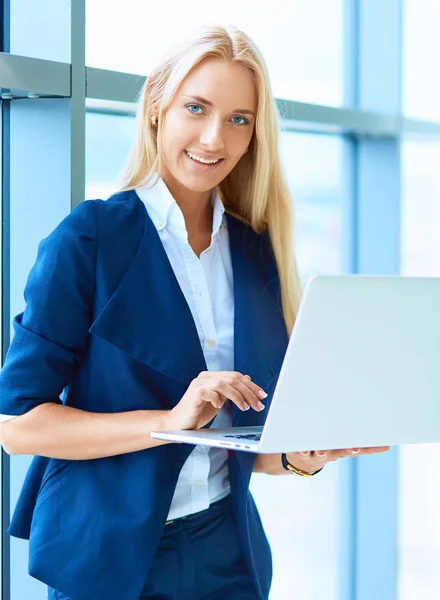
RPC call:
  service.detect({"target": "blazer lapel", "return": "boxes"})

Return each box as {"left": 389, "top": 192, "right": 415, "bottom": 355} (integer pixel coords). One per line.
{"left": 226, "top": 214, "right": 289, "bottom": 426}
{"left": 89, "top": 193, "right": 207, "bottom": 386}
{"left": 89, "top": 192, "right": 288, "bottom": 413}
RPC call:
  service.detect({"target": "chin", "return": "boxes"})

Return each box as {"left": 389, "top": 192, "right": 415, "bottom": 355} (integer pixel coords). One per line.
{"left": 180, "top": 173, "right": 220, "bottom": 191}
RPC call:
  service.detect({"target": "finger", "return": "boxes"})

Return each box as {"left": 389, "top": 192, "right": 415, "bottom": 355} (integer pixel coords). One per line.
{"left": 359, "top": 446, "right": 391, "bottom": 454}
{"left": 228, "top": 378, "right": 266, "bottom": 412}
{"left": 300, "top": 450, "right": 327, "bottom": 459}
{"left": 195, "top": 387, "right": 224, "bottom": 409}
{"left": 314, "top": 450, "right": 328, "bottom": 459}
{"left": 296, "top": 450, "right": 328, "bottom": 466}
{"left": 208, "top": 379, "right": 253, "bottom": 412}
{"left": 333, "top": 446, "right": 390, "bottom": 458}
{"left": 200, "top": 371, "right": 268, "bottom": 405}
{"left": 333, "top": 448, "right": 361, "bottom": 458}
{"left": 198, "top": 370, "right": 246, "bottom": 379}
{"left": 242, "top": 374, "right": 269, "bottom": 402}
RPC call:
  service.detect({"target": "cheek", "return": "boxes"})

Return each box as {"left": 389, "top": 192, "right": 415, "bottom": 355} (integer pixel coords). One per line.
{"left": 159, "top": 131, "right": 186, "bottom": 172}
{"left": 164, "top": 114, "right": 195, "bottom": 148}
{"left": 232, "top": 130, "right": 252, "bottom": 154}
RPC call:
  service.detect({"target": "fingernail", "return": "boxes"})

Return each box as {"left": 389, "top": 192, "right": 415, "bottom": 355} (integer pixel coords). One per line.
{"left": 352, "top": 449, "right": 360, "bottom": 454}
{"left": 316, "top": 452, "right": 327, "bottom": 457}
{"left": 300, "top": 451, "right": 310, "bottom": 456}
{"left": 257, "top": 401, "right": 265, "bottom": 411}
{"left": 258, "top": 390, "right": 268, "bottom": 399}
{"left": 243, "top": 403, "right": 250, "bottom": 411}
{"left": 244, "top": 375, "right": 251, "bottom": 380}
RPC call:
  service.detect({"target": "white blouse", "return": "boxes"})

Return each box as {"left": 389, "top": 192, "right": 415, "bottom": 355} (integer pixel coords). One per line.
{"left": 135, "top": 175, "right": 234, "bottom": 520}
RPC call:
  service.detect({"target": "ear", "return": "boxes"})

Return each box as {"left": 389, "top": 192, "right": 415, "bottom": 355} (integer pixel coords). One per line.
{"left": 149, "top": 103, "right": 158, "bottom": 121}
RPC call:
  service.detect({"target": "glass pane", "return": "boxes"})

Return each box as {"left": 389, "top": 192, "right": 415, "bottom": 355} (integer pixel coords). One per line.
{"left": 10, "top": 0, "right": 70, "bottom": 62}
{"left": 251, "top": 132, "right": 345, "bottom": 600}
{"left": 8, "top": 99, "right": 74, "bottom": 600}
{"left": 403, "top": 0, "right": 440, "bottom": 121}
{"left": 86, "top": 110, "right": 136, "bottom": 199}
{"left": 400, "top": 139, "right": 440, "bottom": 276}
{"left": 250, "top": 464, "right": 342, "bottom": 600}
{"left": 280, "top": 132, "right": 344, "bottom": 283}
{"left": 86, "top": 0, "right": 344, "bottom": 107}
{"left": 398, "top": 444, "right": 440, "bottom": 600}
{"left": 398, "top": 139, "right": 440, "bottom": 600}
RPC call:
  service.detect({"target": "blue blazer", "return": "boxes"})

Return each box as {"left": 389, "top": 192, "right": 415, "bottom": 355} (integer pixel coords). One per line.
{"left": 0, "top": 190, "right": 289, "bottom": 600}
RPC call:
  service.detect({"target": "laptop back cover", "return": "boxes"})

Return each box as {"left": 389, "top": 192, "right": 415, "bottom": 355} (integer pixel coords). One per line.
{"left": 258, "top": 275, "right": 440, "bottom": 453}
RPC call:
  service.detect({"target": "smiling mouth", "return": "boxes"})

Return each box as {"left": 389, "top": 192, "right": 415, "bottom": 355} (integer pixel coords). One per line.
{"left": 184, "top": 150, "right": 224, "bottom": 165}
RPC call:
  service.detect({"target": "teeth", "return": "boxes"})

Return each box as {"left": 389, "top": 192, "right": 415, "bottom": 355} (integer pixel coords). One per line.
{"left": 187, "top": 151, "right": 219, "bottom": 165}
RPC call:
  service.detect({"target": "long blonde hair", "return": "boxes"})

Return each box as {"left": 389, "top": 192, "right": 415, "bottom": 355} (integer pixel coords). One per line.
{"left": 118, "top": 24, "right": 302, "bottom": 335}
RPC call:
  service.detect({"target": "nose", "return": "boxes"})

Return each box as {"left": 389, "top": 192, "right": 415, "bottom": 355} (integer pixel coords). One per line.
{"left": 199, "top": 118, "right": 225, "bottom": 153}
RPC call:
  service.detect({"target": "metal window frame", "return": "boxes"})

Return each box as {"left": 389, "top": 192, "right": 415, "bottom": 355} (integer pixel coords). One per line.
{"left": 2, "top": 53, "right": 440, "bottom": 139}
{"left": 0, "top": 0, "right": 438, "bottom": 598}
{"left": 1, "top": 0, "right": 11, "bottom": 598}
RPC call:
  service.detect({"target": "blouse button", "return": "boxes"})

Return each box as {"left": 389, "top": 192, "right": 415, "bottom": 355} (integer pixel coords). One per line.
{"left": 207, "top": 340, "right": 216, "bottom": 347}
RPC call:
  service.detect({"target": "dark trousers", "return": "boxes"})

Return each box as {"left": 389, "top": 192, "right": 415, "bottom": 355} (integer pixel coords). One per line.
{"left": 47, "top": 494, "right": 259, "bottom": 600}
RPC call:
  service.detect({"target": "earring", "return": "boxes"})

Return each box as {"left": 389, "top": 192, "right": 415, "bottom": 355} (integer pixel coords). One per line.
{"left": 151, "top": 115, "right": 158, "bottom": 126}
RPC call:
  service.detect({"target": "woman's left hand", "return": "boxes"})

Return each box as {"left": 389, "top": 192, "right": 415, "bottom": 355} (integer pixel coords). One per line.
{"left": 286, "top": 446, "right": 391, "bottom": 474}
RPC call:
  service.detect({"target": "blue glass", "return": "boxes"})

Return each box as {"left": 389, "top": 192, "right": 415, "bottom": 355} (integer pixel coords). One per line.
{"left": 251, "top": 132, "right": 345, "bottom": 600}
{"left": 86, "top": 0, "right": 344, "bottom": 107}
{"left": 401, "top": 139, "right": 440, "bottom": 277}
{"left": 280, "top": 132, "right": 344, "bottom": 283}
{"left": 398, "top": 138, "right": 440, "bottom": 600}
{"left": 86, "top": 109, "right": 136, "bottom": 199}
{"left": 403, "top": 0, "right": 440, "bottom": 121}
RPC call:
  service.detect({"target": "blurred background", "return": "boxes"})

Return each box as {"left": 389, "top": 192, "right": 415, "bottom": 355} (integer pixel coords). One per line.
{"left": 1, "top": 1, "right": 440, "bottom": 599}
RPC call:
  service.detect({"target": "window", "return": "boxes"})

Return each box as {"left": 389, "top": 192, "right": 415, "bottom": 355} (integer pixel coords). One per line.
{"left": 400, "top": 139, "right": 440, "bottom": 277}
{"left": 86, "top": 109, "right": 136, "bottom": 199}
{"left": 86, "top": 0, "right": 344, "bottom": 107}
{"left": 10, "top": 0, "right": 70, "bottom": 62}
{"left": 280, "top": 132, "right": 344, "bottom": 283}
{"left": 251, "top": 132, "right": 346, "bottom": 600}
{"left": 403, "top": 0, "right": 440, "bottom": 122}
{"left": 398, "top": 139, "right": 440, "bottom": 600}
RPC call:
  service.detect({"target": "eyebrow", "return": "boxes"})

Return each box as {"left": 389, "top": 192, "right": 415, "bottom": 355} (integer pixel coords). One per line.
{"left": 181, "top": 94, "right": 255, "bottom": 117}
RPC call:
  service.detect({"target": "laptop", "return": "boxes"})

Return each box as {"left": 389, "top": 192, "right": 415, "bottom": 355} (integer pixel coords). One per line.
{"left": 151, "top": 275, "right": 440, "bottom": 453}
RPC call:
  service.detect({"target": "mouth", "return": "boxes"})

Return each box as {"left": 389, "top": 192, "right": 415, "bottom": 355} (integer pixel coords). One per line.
{"left": 184, "top": 150, "right": 224, "bottom": 171}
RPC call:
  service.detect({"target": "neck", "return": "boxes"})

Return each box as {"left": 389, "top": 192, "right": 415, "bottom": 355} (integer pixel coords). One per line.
{"left": 163, "top": 176, "right": 214, "bottom": 234}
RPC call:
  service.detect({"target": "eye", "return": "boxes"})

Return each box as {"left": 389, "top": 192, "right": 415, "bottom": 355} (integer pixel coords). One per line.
{"left": 186, "top": 104, "right": 203, "bottom": 115}
{"left": 232, "top": 116, "right": 249, "bottom": 125}
{"left": 185, "top": 104, "right": 250, "bottom": 126}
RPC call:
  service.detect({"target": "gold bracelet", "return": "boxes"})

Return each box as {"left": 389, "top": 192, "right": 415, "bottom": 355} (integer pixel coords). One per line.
{"left": 281, "top": 453, "right": 324, "bottom": 477}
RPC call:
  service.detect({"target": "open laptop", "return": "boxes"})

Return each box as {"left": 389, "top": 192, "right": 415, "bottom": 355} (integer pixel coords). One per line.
{"left": 151, "top": 275, "right": 440, "bottom": 453}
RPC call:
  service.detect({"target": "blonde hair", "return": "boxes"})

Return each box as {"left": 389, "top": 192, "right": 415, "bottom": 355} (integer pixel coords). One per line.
{"left": 118, "top": 24, "right": 302, "bottom": 335}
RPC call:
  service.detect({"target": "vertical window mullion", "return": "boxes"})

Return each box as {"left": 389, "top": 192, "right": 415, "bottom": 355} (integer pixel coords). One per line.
{"left": 354, "top": 2, "right": 403, "bottom": 600}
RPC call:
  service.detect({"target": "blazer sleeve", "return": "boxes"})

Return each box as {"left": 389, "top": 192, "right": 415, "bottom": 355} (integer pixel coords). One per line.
{"left": 0, "top": 199, "right": 98, "bottom": 417}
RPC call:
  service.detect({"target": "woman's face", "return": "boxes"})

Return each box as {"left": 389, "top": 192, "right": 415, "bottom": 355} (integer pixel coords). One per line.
{"left": 156, "top": 57, "right": 257, "bottom": 197}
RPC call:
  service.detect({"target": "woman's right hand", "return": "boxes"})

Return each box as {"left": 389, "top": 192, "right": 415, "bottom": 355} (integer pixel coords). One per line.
{"left": 167, "top": 371, "right": 268, "bottom": 431}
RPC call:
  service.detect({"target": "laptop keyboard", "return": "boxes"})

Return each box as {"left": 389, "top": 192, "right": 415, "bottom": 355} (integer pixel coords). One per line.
{"left": 223, "top": 433, "right": 262, "bottom": 441}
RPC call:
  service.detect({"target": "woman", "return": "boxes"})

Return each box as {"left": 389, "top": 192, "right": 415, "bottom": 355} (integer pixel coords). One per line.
{"left": 0, "top": 24, "right": 389, "bottom": 600}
